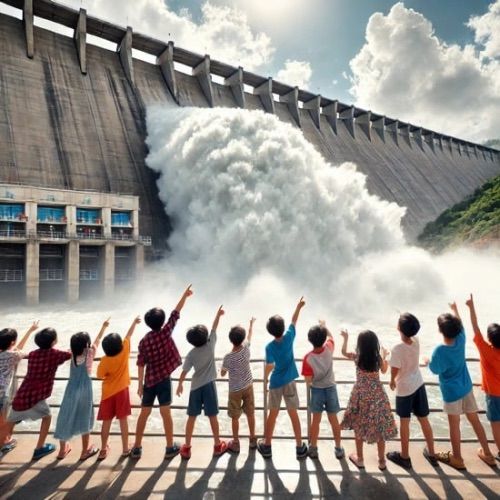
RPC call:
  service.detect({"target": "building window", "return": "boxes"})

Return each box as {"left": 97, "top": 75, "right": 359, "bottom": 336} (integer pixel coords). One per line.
{"left": 0, "top": 204, "right": 25, "bottom": 221}
{"left": 37, "top": 206, "right": 66, "bottom": 223}
{"left": 111, "top": 211, "right": 132, "bottom": 227}
{"left": 76, "top": 208, "right": 102, "bottom": 224}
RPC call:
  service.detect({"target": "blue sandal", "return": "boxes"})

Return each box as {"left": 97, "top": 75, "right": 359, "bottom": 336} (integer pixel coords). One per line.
{"left": 32, "top": 443, "right": 56, "bottom": 460}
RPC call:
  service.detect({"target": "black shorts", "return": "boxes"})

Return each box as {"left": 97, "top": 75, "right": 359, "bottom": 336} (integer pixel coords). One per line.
{"left": 141, "top": 378, "right": 172, "bottom": 407}
{"left": 395, "top": 384, "right": 429, "bottom": 418}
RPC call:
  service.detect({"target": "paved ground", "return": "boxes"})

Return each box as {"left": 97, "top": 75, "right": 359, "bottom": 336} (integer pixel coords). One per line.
{"left": 0, "top": 437, "right": 499, "bottom": 499}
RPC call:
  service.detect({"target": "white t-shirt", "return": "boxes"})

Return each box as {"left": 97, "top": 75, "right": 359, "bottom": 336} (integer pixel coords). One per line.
{"left": 390, "top": 338, "right": 424, "bottom": 397}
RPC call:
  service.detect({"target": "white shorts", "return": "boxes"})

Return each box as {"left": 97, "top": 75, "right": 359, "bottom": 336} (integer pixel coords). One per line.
{"left": 443, "top": 390, "right": 478, "bottom": 415}
{"left": 8, "top": 399, "right": 51, "bottom": 422}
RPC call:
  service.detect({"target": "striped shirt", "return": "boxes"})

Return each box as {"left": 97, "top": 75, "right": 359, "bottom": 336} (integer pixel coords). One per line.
{"left": 222, "top": 343, "right": 253, "bottom": 393}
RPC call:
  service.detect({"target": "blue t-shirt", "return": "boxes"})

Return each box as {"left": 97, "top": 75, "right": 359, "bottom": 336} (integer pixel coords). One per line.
{"left": 265, "top": 324, "right": 299, "bottom": 389}
{"left": 429, "top": 329, "right": 473, "bottom": 403}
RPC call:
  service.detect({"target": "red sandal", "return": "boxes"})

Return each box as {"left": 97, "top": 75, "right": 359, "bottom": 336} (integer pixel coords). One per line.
{"left": 213, "top": 441, "right": 228, "bottom": 457}
{"left": 180, "top": 444, "right": 191, "bottom": 460}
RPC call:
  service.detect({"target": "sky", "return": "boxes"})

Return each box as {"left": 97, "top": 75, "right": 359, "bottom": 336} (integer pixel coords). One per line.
{"left": 1, "top": 0, "right": 499, "bottom": 143}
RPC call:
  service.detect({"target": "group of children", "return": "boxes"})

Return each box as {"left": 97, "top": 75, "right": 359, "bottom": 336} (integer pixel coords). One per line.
{"left": 0, "top": 286, "right": 499, "bottom": 473}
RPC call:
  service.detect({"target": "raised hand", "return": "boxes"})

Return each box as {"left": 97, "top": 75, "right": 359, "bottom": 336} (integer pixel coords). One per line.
{"left": 217, "top": 305, "right": 225, "bottom": 317}
{"left": 340, "top": 329, "right": 349, "bottom": 339}
{"left": 28, "top": 320, "right": 39, "bottom": 332}
{"left": 319, "top": 319, "right": 326, "bottom": 327}
{"left": 102, "top": 317, "right": 111, "bottom": 328}
{"left": 465, "top": 293, "right": 474, "bottom": 309}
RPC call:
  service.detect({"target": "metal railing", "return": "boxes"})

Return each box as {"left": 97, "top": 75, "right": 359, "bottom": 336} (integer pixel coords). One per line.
{"left": 39, "top": 268, "right": 64, "bottom": 281}
{"left": 37, "top": 230, "right": 67, "bottom": 240}
{"left": 13, "top": 356, "right": 492, "bottom": 443}
{"left": 0, "top": 269, "right": 24, "bottom": 282}
{"left": 0, "top": 229, "right": 26, "bottom": 238}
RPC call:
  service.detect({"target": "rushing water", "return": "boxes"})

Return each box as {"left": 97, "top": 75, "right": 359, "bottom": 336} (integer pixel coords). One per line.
{"left": 2, "top": 107, "right": 499, "bottom": 442}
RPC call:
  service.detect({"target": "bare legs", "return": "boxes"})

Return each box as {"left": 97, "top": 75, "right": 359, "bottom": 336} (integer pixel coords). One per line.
{"left": 184, "top": 416, "right": 196, "bottom": 447}
{"left": 263, "top": 409, "right": 279, "bottom": 446}
{"left": 133, "top": 407, "right": 152, "bottom": 449}
{"left": 418, "top": 416, "right": 435, "bottom": 456}
{"left": 466, "top": 412, "right": 493, "bottom": 456}
{"left": 36, "top": 416, "right": 51, "bottom": 449}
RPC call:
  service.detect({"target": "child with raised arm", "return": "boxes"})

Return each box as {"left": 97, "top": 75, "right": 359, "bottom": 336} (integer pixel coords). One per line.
{"left": 0, "top": 320, "right": 39, "bottom": 456}
{"left": 2, "top": 327, "right": 71, "bottom": 460}
{"left": 131, "top": 285, "right": 193, "bottom": 460}
{"left": 176, "top": 305, "right": 227, "bottom": 460}
{"left": 221, "top": 317, "right": 257, "bottom": 452}
{"left": 54, "top": 318, "right": 110, "bottom": 461}
{"left": 96, "top": 316, "right": 141, "bottom": 460}
{"left": 386, "top": 313, "right": 437, "bottom": 469}
{"left": 341, "top": 329, "right": 397, "bottom": 471}
{"left": 301, "top": 320, "right": 344, "bottom": 460}
{"left": 427, "top": 302, "right": 495, "bottom": 469}
{"left": 466, "top": 294, "right": 500, "bottom": 461}
{"left": 257, "top": 297, "right": 308, "bottom": 460}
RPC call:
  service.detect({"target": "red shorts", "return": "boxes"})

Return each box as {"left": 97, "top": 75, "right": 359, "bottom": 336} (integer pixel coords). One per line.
{"left": 97, "top": 388, "right": 131, "bottom": 420}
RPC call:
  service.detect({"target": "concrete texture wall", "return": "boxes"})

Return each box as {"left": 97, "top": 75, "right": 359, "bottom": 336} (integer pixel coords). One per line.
{"left": 1, "top": 12, "right": 499, "bottom": 244}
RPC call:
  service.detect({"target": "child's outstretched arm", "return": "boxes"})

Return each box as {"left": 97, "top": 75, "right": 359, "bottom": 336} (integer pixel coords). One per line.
{"left": 449, "top": 301, "right": 461, "bottom": 320}
{"left": 247, "top": 317, "right": 256, "bottom": 344}
{"left": 211, "top": 305, "right": 225, "bottom": 333}
{"left": 340, "top": 330, "right": 355, "bottom": 360}
{"left": 126, "top": 316, "right": 142, "bottom": 339}
{"left": 291, "top": 296, "right": 306, "bottom": 326}
{"left": 93, "top": 317, "right": 110, "bottom": 350}
{"left": 380, "top": 347, "right": 390, "bottom": 374}
{"left": 465, "top": 293, "right": 482, "bottom": 339}
{"left": 176, "top": 370, "right": 188, "bottom": 396}
{"left": 16, "top": 320, "right": 39, "bottom": 350}
{"left": 175, "top": 284, "right": 193, "bottom": 313}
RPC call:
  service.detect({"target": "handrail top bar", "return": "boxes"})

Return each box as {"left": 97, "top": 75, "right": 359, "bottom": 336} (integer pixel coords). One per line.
{"left": 0, "top": 0, "right": 499, "bottom": 153}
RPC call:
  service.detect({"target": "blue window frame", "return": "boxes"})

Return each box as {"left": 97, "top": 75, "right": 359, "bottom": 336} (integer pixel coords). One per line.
{"left": 111, "top": 211, "right": 131, "bottom": 226}
{"left": 37, "top": 206, "right": 65, "bottom": 222}
{"left": 76, "top": 208, "right": 101, "bottom": 224}
{"left": 0, "top": 204, "right": 24, "bottom": 220}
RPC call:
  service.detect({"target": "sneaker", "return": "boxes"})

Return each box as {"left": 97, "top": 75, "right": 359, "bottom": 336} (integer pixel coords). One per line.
{"left": 180, "top": 444, "right": 191, "bottom": 460}
{"left": 435, "top": 451, "right": 466, "bottom": 470}
{"left": 257, "top": 439, "right": 272, "bottom": 459}
{"left": 296, "top": 442, "right": 308, "bottom": 460}
{"left": 386, "top": 451, "right": 412, "bottom": 470}
{"left": 477, "top": 448, "right": 497, "bottom": 467}
{"left": 32, "top": 443, "right": 56, "bottom": 461}
{"left": 423, "top": 448, "right": 438, "bottom": 467}
{"left": 213, "top": 441, "right": 228, "bottom": 457}
{"left": 307, "top": 445, "right": 319, "bottom": 459}
{"left": 165, "top": 443, "right": 180, "bottom": 459}
{"left": 130, "top": 447, "right": 142, "bottom": 459}
{"left": 249, "top": 437, "right": 258, "bottom": 450}
{"left": 334, "top": 447, "right": 345, "bottom": 459}
{"left": 227, "top": 440, "right": 240, "bottom": 453}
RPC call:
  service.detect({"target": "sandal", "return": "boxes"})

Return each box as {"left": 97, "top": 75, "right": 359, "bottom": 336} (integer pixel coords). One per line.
{"left": 378, "top": 459, "right": 387, "bottom": 471}
{"left": 249, "top": 437, "right": 258, "bottom": 450}
{"left": 32, "top": 443, "right": 56, "bottom": 461}
{"left": 57, "top": 444, "right": 72, "bottom": 460}
{"left": 348, "top": 453, "right": 365, "bottom": 469}
{"left": 227, "top": 440, "right": 240, "bottom": 453}
{"left": 477, "top": 448, "right": 497, "bottom": 467}
{"left": 80, "top": 446, "right": 99, "bottom": 461}
{"left": 423, "top": 448, "right": 439, "bottom": 467}
{"left": 180, "top": 444, "right": 191, "bottom": 460}
{"left": 435, "top": 451, "right": 466, "bottom": 470}
{"left": 1, "top": 438, "right": 17, "bottom": 454}
{"left": 97, "top": 445, "right": 109, "bottom": 461}
{"left": 213, "top": 441, "right": 228, "bottom": 457}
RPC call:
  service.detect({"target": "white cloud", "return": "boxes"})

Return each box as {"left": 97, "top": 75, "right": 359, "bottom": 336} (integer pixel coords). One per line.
{"left": 275, "top": 59, "right": 312, "bottom": 88}
{"left": 468, "top": 0, "right": 500, "bottom": 59}
{"left": 349, "top": 1, "right": 500, "bottom": 142}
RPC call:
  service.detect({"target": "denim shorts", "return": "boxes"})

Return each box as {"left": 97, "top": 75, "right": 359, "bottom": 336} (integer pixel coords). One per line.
{"left": 142, "top": 378, "right": 172, "bottom": 407}
{"left": 309, "top": 385, "right": 340, "bottom": 414}
{"left": 486, "top": 394, "right": 500, "bottom": 422}
{"left": 187, "top": 381, "right": 218, "bottom": 417}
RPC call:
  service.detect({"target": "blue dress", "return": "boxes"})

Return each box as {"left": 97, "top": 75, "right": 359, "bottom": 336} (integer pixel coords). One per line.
{"left": 54, "top": 349, "right": 94, "bottom": 441}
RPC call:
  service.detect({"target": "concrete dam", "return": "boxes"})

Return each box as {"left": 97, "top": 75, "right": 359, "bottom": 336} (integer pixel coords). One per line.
{"left": 1, "top": 0, "right": 500, "bottom": 304}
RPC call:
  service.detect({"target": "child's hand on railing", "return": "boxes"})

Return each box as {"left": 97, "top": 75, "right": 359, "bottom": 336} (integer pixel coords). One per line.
{"left": 137, "top": 384, "right": 143, "bottom": 398}
{"left": 389, "top": 380, "right": 396, "bottom": 391}
{"left": 421, "top": 356, "right": 430, "bottom": 367}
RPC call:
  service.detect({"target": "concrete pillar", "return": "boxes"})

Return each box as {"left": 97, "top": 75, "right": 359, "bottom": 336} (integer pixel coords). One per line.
{"left": 339, "top": 107, "right": 355, "bottom": 138}
{"left": 23, "top": 0, "right": 34, "bottom": 59}
{"left": 423, "top": 131, "right": 435, "bottom": 152}
{"left": 356, "top": 110, "right": 372, "bottom": 141}
{"left": 279, "top": 87, "right": 300, "bottom": 127}
{"left": 398, "top": 122, "right": 411, "bottom": 147}
{"left": 66, "top": 240, "right": 79, "bottom": 303}
{"left": 118, "top": 26, "right": 134, "bottom": 86}
{"left": 74, "top": 8, "right": 87, "bottom": 74}
{"left": 193, "top": 55, "right": 213, "bottom": 107}
{"left": 412, "top": 127, "right": 424, "bottom": 149}
{"left": 25, "top": 241, "right": 39, "bottom": 305}
{"left": 102, "top": 207, "right": 112, "bottom": 238}
{"left": 24, "top": 201, "right": 37, "bottom": 237}
{"left": 322, "top": 101, "right": 338, "bottom": 134}
{"left": 386, "top": 120, "right": 399, "bottom": 146}
{"left": 372, "top": 116, "right": 386, "bottom": 142}
{"left": 66, "top": 205, "right": 76, "bottom": 237}
{"left": 303, "top": 95, "right": 321, "bottom": 129}
{"left": 224, "top": 67, "right": 245, "bottom": 109}
{"left": 132, "top": 210, "right": 139, "bottom": 239}
{"left": 456, "top": 140, "right": 462, "bottom": 156}
{"left": 254, "top": 77, "right": 275, "bottom": 114}
{"left": 103, "top": 243, "right": 115, "bottom": 298}
{"left": 157, "top": 41, "right": 178, "bottom": 102}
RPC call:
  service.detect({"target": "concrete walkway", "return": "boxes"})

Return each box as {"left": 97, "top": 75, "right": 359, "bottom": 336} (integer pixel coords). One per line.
{"left": 0, "top": 437, "right": 499, "bottom": 499}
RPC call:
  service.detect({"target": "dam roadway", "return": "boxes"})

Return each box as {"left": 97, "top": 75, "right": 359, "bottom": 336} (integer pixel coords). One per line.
{"left": 0, "top": 0, "right": 499, "bottom": 249}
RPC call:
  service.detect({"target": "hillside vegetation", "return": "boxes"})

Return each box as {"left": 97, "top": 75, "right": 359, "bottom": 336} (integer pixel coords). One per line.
{"left": 418, "top": 174, "right": 500, "bottom": 251}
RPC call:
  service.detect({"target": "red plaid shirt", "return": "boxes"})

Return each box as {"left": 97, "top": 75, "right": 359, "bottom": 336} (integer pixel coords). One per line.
{"left": 12, "top": 348, "right": 71, "bottom": 411}
{"left": 137, "top": 310, "right": 181, "bottom": 388}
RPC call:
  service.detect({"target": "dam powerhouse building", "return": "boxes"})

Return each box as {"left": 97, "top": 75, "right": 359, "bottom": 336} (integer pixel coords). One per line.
{"left": 1, "top": 0, "right": 500, "bottom": 304}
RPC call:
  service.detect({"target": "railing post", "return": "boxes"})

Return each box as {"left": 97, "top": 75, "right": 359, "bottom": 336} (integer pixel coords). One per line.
{"left": 262, "top": 360, "right": 267, "bottom": 438}
{"left": 306, "top": 383, "right": 311, "bottom": 443}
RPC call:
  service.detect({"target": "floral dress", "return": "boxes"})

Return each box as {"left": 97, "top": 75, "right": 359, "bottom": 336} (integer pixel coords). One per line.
{"left": 342, "top": 367, "right": 397, "bottom": 443}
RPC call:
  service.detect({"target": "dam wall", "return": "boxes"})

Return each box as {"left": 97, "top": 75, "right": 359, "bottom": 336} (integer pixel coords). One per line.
{"left": 1, "top": 0, "right": 500, "bottom": 247}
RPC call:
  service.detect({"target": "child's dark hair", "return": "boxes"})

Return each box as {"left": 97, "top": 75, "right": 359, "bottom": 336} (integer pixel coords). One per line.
{"left": 187, "top": 325, "right": 209, "bottom": 347}
{"left": 308, "top": 325, "right": 327, "bottom": 348}
{"left": 398, "top": 313, "right": 420, "bottom": 338}
{"left": 356, "top": 330, "right": 382, "bottom": 372}
{"left": 229, "top": 326, "right": 246, "bottom": 346}
{"left": 437, "top": 313, "right": 463, "bottom": 339}
{"left": 487, "top": 323, "right": 500, "bottom": 349}
{"left": 266, "top": 315, "right": 285, "bottom": 338}
{"left": 0, "top": 328, "right": 18, "bottom": 351}
{"left": 144, "top": 307, "right": 166, "bottom": 332}
{"left": 102, "top": 333, "right": 123, "bottom": 357}
{"left": 70, "top": 332, "right": 91, "bottom": 364}
{"left": 35, "top": 328, "right": 57, "bottom": 349}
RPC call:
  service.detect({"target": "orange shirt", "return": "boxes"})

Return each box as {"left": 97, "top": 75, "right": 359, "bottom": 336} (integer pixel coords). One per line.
{"left": 97, "top": 337, "right": 131, "bottom": 401}
{"left": 474, "top": 332, "right": 500, "bottom": 397}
